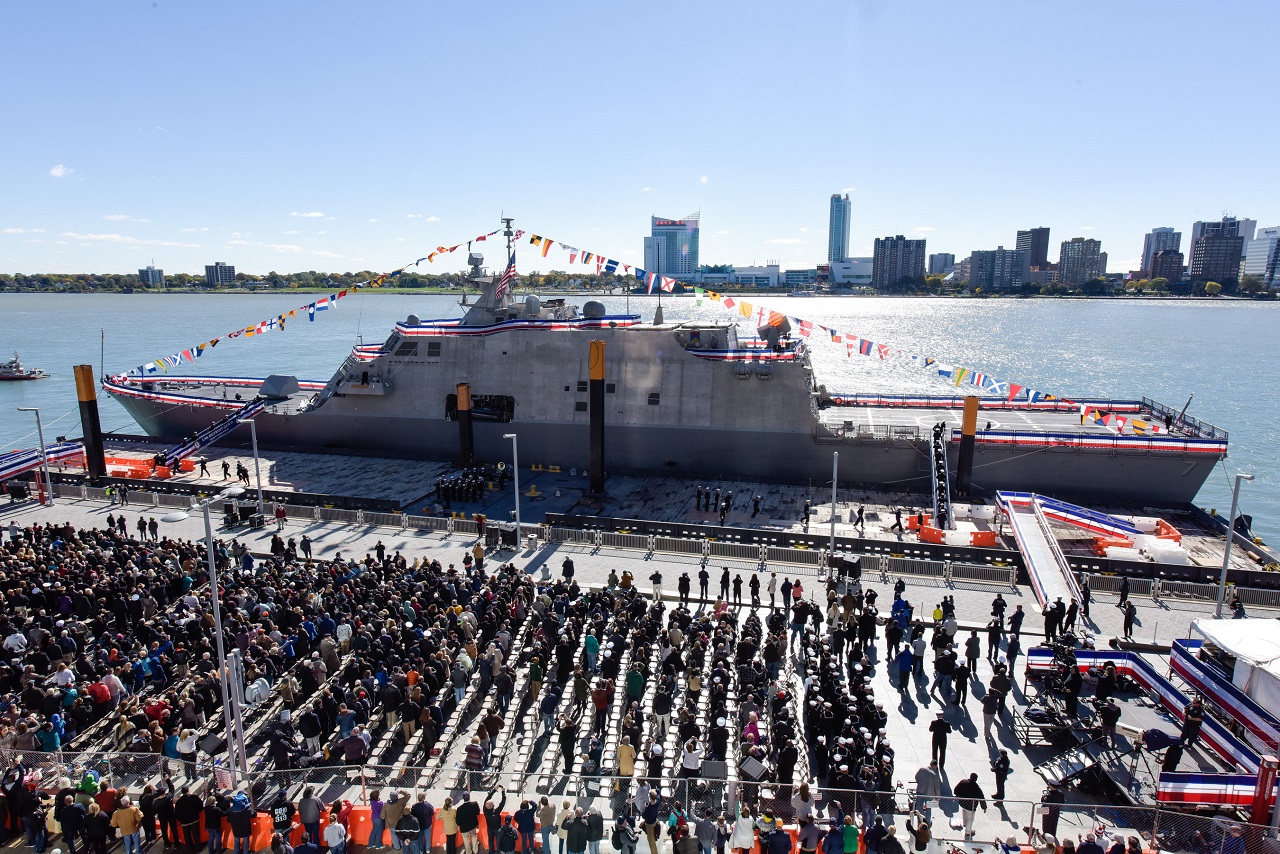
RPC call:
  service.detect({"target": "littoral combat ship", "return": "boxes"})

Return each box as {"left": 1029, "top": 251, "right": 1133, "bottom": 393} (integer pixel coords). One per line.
{"left": 105, "top": 222, "right": 1228, "bottom": 505}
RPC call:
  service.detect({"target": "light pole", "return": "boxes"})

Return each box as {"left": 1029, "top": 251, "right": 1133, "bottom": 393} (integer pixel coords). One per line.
{"left": 829, "top": 451, "right": 838, "bottom": 557}
{"left": 17, "top": 407, "right": 53, "bottom": 505}
{"left": 1216, "top": 472, "right": 1255, "bottom": 618}
{"left": 503, "top": 433, "right": 521, "bottom": 537}
{"left": 244, "top": 419, "right": 264, "bottom": 513}
{"left": 161, "top": 485, "right": 248, "bottom": 784}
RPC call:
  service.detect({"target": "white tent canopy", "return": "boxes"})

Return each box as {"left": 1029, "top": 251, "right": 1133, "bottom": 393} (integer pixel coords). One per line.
{"left": 1191, "top": 618, "right": 1280, "bottom": 709}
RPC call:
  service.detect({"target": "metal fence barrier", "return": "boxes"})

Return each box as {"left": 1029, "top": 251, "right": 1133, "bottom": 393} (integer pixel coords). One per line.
{"left": 887, "top": 556, "right": 948, "bottom": 579}
{"left": 316, "top": 507, "right": 360, "bottom": 523}
{"left": 654, "top": 535, "right": 706, "bottom": 556}
{"left": 766, "top": 545, "right": 823, "bottom": 566}
{"left": 1082, "top": 573, "right": 1157, "bottom": 598}
{"left": 546, "top": 526, "right": 600, "bottom": 546}
{"left": 949, "top": 561, "right": 1017, "bottom": 588}
{"left": 284, "top": 503, "right": 318, "bottom": 520}
{"left": 403, "top": 514, "right": 450, "bottom": 532}
{"left": 1157, "top": 579, "right": 1218, "bottom": 602}
{"left": 361, "top": 510, "right": 404, "bottom": 528}
{"left": 600, "top": 532, "right": 650, "bottom": 551}
{"left": 709, "top": 541, "right": 763, "bottom": 561}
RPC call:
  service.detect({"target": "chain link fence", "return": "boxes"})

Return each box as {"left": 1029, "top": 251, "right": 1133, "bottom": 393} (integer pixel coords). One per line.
{"left": 5, "top": 747, "right": 1277, "bottom": 852}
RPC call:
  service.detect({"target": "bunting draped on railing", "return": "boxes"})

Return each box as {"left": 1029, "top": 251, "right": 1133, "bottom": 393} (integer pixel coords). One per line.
{"left": 517, "top": 228, "right": 1160, "bottom": 430}
{"left": 0, "top": 442, "right": 86, "bottom": 481}
{"left": 162, "top": 399, "right": 266, "bottom": 468}
{"left": 125, "top": 227, "right": 505, "bottom": 377}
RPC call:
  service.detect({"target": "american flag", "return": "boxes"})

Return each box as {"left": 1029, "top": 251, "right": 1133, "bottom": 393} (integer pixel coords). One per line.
{"left": 496, "top": 252, "right": 517, "bottom": 301}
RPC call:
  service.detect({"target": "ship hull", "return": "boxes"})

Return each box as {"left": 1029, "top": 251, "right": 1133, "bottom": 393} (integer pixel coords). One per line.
{"left": 110, "top": 393, "right": 1220, "bottom": 505}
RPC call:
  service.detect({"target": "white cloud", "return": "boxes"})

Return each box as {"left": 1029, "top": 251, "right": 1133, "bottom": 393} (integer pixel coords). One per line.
{"left": 225, "top": 239, "right": 251, "bottom": 246}
{"left": 283, "top": 230, "right": 300, "bottom": 235}
{"left": 49, "top": 164, "right": 73, "bottom": 179}
{"left": 913, "top": 226, "right": 935, "bottom": 232}
{"left": 641, "top": 187, "right": 654, "bottom": 192}
{"left": 715, "top": 230, "right": 730, "bottom": 236}
{"left": 799, "top": 227, "right": 809, "bottom": 232}
{"left": 268, "top": 244, "right": 303, "bottom": 253}
{"left": 406, "top": 214, "right": 422, "bottom": 219}
{"left": 700, "top": 176, "right": 709, "bottom": 184}
{"left": 368, "top": 218, "right": 380, "bottom": 223}
{"left": 426, "top": 216, "right": 440, "bottom": 222}
{"left": 1, "top": 227, "right": 45, "bottom": 235}
{"left": 839, "top": 187, "right": 855, "bottom": 193}
{"left": 61, "top": 231, "right": 198, "bottom": 247}
{"left": 312, "top": 249, "right": 344, "bottom": 258}
{"left": 290, "top": 211, "right": 326, "bottom": 218}
{"left": 104, "top": 214, "right": 149, "bottom": 223}
{"left": 765, "top": 238, "right": 803, "bottom": 245}
{"left": 180, "top": 227, "right": 210, "bottom": 233}
{"left": 317, "top": 230, "right": 328, "bottom": 235}
{"left": 1080, "top": 225, "right": 1095, "bottom": 231}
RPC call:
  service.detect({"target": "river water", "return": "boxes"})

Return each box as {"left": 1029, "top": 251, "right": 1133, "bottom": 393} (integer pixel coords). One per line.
{"left": 1, "top": 292, "right": 1274, "bottom": 539}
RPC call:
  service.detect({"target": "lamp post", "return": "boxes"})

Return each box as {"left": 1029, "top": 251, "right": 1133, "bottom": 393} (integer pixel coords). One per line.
{"left": 503, "top": 433, "right": 521, "bottom": 537}
{"left": 829, "top": 451, "right": 838, "bottom": 557}
{"left": 17, "top": 407, "right": 53, "bottom": 505}
{"left": 161, "top": 485, "right": 248, "bottom": 784}
{"left": 1216, "top": 472, "right": 1255, "bottom": 618}
{"left": 243, "top": 419, "right": 264, "bottom": 514}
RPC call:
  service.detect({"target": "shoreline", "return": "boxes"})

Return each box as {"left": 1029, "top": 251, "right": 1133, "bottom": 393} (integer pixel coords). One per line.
{"left": 0, "top": 288, "right": 1271, "bottom": 302}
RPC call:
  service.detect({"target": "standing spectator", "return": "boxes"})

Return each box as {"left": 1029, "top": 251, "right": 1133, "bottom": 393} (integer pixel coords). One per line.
{"left": 952, "top": 774, "right": 986, "bottom": 840}
{"left": 298, "top": 789, "right": 324, "bottom": 847}
{"left": 176, "top": 788, "right": 204, "bottom": 850}
{"left": 110, "top": 796, "right": 144, "bottom": 854}
{"left": 928, "top": 713, "right": 951, "bottom": 770}
{"left": 455, "top": 794, "right": 481, "bottom": 854}
{"left": 537, "top": 799, "right": 557, "bottom": 854}
{"left": 84, "top": 804, "right": 112, "bottom": 854}
{"left": 514, "top": 801, "right": 537, "bottom": 854}
{"left": 992, "top": 750, "right": 1011, "bottom": 803}
{"left": 228, "top": 796, "right": 255, "bottom": 854}
{"left": 585, "top": 808, "right": 604, "bottom": 854}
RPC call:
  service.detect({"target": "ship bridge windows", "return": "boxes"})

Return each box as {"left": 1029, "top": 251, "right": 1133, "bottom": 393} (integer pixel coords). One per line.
{"left": 577, "top": 381, "right": 588, "bottom": 393}
{"left": 445, "top": 393, "right": 515, "bottom": 422}
{"left": 394, "top": 340, "right": 419, "bottom": 357}
{"left": 426, "top": 341, "right": 442, "bottom": 358}
{"left": 648, "top": 392, "right": 661, "bottom": 406}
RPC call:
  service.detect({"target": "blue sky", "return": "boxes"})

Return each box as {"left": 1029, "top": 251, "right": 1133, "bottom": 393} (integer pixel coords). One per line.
{"left": 2, "top": 0, "right": 1277, "bottom": 276}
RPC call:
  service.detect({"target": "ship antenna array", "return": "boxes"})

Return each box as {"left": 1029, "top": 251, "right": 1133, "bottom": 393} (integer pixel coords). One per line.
{"left": 502, "top": 217, "right": 515, "bottom": 255}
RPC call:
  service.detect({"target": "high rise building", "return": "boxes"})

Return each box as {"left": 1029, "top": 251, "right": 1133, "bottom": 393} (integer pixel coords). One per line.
{"left": 643, "top": 214, "right": 700, "bottom": 277}
{"left": 137, "top": 264, "right": 164, "bottom": 288}
{"left": 204, "top": 261, "right": 236, "bottom": 287}
{"left": 1057, "top": 238, "right": 1106, "bottom": 284}
{"left": 1149, "top": 249, "right": 1184, "bottom": 283}
{"left": 871, "top": 236, "right": 926, "bottom": 288}
{"left": 927, "top": 253, "right": 955, "bottom": 275}
{"left": 968, "top": 247, "right": 1030, "bottom": 290}
{"left": 1140, "top": 228, "right": 1181, "bottom": 274}
{"left": 1242, "top": 227, "right": 1280, "bottom": 288}
{"left": 1190, "top": 236, "right": 1244, "bottom": 284}
{"left": 1190, "top": 216, "right": 1256, "bottom": 244}
{"left": 828, "top": 193, "right": 851, "bottom": 263}
{"left": 1015, "top": 227, "right": 1050, "bottom": 269}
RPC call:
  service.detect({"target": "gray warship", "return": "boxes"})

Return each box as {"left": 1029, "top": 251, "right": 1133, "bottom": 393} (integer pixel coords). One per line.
{"left": 104, "top": 222, "right": 1228, "bottom": 505}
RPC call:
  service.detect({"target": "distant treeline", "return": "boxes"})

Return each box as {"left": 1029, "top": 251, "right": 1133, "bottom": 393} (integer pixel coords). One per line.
{"left": 0, "top": 270, "right": 651, "bottom": 293}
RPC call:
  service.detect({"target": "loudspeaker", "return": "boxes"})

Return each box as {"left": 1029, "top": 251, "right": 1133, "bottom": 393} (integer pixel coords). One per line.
{"left": 701, "top": 760, "right": 727, "bottom": 779}
{"left": 200, "top": 734, "right": 226, "bottom": 755}
{"left": 740, "top": 757, "right": 767, "bottom": 780}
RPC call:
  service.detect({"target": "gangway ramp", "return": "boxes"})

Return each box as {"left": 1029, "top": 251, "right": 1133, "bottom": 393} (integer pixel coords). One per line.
{"left": 997, "top": 491, "right": 1085, "bottom": 612}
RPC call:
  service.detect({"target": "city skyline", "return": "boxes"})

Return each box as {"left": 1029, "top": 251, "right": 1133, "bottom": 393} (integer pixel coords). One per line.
{"left": 1, "top": 1, "right": 1278, "bottom": 276}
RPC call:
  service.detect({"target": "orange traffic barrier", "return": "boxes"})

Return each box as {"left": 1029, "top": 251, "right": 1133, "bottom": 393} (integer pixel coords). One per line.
{"left": 179, "top": 459, "right": 196, "bottom": 473}
{"left": 970, "top": 530, "right": 998, "bottom": 547}
{"left": 1156, "top": 519, "right": 1183, "bottom": 544}
{"left": 906, "top": 513, "right": 932, "bottom": 532}
{"left": 1093, "top": 535, "right": 1133, "bottom": 556}
{"left": 155, "top": 466, "right": 173, "bottom": 479}
{"left": 918, "top": 526, "right": 945, "bottom": 544}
